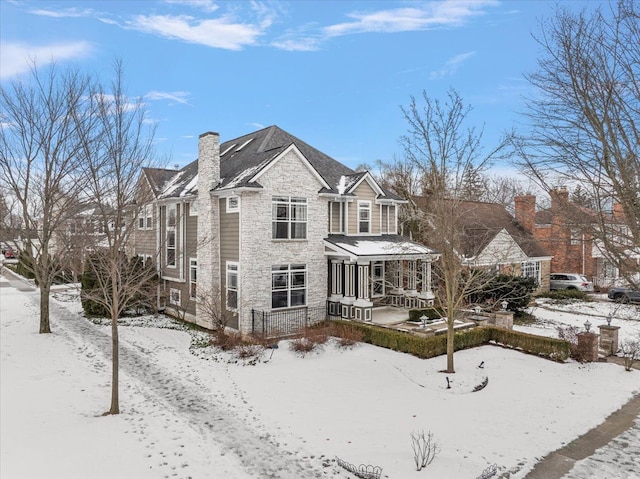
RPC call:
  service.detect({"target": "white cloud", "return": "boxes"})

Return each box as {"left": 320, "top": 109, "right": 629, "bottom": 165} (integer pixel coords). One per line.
{"left": 272, "top": 1, "right": 497, "bottom": 51}
{"left": 429, "top": 51, "right": 476, "bottom": 80}
{"left": 0, "top": 41, "right": 93, "bottom": 80}
{"left": 146, "top": 90, "right": 191, "bottom": 105}
{"left": 323, "top": 1, "right": 497, "bottom": 37}
{"left": 28, "top": 7, "right": 96, "bottom": 18}
{"left": 127, "top": 14, "right": 265, "bottom": 50}
{"left": 163, "top": 0, "right": 220, "bottom": 13}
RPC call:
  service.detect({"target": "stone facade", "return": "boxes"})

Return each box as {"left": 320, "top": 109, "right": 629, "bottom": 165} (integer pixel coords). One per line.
{"left": 238, "top": 149, "right": 328, "bottom": 333}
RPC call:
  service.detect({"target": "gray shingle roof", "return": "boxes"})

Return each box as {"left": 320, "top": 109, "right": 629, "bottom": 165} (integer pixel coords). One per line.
{"left": 148, "top": 125, "right": 404, "bottom": 201}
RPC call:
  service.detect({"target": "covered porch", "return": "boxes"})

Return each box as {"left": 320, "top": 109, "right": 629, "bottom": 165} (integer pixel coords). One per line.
{"left": 324, "top": 234, "right": 440, "bottom": 323}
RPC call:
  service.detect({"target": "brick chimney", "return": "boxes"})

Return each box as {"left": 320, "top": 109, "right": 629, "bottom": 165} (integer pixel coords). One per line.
{"left": 196, "top": 131, "right": 221, "bottom": 329}
{"left": 515, "top": 195, "right": 536, "bottom": 233}
{"left": 613, "top": 202, "right": 625, "bottom": 220}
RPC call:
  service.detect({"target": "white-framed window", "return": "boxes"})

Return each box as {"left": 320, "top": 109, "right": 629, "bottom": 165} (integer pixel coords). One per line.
{"left": 358, "top": 201, "right": 371, "bottom": 234}
{"left": 166, "top": 204, "right": 177, "bottom": 267}
{"left": 372, "top": 261, "right": 385, "bottom": 297}
{"left": 167, "top": 204, "right": 176, "bottom": 227}
{"left": 521, "top": 261, "right": 541, "bottom": 283}
{"left": 189, "top": 258, "right": 197, "bottom": 300}
{"left": 226, "top": 196, "right": 240, "bottom": 213}
{"left": 169, "top": 288, "right": 181, "bottom": 306}
{"left": 271, "top": 264, "right": 306, "bottom": 309}
{"left": 570, "top": 228, "right": 581, "bottom": 245}
{"left": 166, "top": 230, "right": 176, "bottom": 267}
{"left": 272, "top": 196, "right": 307, "bottom": 239}
{"left": 389, "top": 205, "right": 397, "bottom": 234}
{"left": 138, "top": 205, "right": 152, "bottom": 229}
{"left": 226, "top": 262, "right": 239, "bottom": 311}
{"left": 189, "top": 201, "right": 198, "bottom": 217}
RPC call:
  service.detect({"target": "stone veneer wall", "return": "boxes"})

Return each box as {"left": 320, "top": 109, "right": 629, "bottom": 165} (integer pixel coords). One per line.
{"left": 195, "top": 132, "right": 221, "bottom": 329}
{"left": 238, "top": 149, "right": 329, "bottom": 334}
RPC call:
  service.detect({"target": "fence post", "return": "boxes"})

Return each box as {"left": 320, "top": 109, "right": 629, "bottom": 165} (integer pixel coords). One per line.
{"left": 251, "top": 309, "right": 255, "bottom": 335}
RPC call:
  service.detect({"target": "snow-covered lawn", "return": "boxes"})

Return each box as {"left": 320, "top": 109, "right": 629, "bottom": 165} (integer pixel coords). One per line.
{"left": 516, "top": 294, "right": 640, "bottom": 344}
{"left": 2, "top": 276, "right": 640, "bottom": 479}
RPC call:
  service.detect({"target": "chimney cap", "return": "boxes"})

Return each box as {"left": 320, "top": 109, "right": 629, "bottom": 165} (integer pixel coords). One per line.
{"left": 199, "top": 131, "right": 220, "bottom": 138}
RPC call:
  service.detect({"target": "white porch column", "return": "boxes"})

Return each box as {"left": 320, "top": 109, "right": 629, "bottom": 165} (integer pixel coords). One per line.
{"left": 354, "top": 260, "right": 373, "bottom": 321}
{"left": 419, "top": 260, "right": 435, "bottom": 301}
{"left": 329, "top": 259, "right": 343, "bottom": 301}
{"left": 341, "top": 261, "right": 356, "bottom": 319}
{"left": 407, "top": 260, "right": 417, "bottom": 294}
{"left": 356, "top": 261, "right": 371, "bottom": 301}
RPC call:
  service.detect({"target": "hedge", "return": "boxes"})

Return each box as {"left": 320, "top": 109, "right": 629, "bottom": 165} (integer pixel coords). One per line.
{"left": 331, "top": 320, "right": 570, "bottom": 362}
{"left": 408, "top": 308, "right": 444, "bottom": 321}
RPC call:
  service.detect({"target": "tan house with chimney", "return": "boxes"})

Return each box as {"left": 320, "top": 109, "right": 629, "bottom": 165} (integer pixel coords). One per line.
{"left": 128, "top": 126, "right": 439, "bottom": 335}
{"left": 413, "top": 197, "right": 552, "bottom": 291}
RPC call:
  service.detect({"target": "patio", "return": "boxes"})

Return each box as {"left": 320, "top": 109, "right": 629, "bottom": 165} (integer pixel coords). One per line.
{"left": 370, "top": 305, "right": 477, "bottom": 336}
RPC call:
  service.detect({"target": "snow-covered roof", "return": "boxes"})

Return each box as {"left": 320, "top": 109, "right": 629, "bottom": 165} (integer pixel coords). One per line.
{"left": 325, "top": 234, "right": 438, "bottom": 261}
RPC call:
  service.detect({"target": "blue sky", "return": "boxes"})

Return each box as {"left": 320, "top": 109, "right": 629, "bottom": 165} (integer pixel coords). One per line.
{"left": 1, "top": 0, "right": 601, "bottom": 172}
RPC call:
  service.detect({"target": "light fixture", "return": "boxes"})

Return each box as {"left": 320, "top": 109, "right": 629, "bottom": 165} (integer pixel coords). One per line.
{"left": 584, "top": 319, "right": 592, "bottom": 332}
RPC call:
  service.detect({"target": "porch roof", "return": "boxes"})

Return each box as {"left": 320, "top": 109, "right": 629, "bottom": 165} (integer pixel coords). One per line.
{"left": 324, "top": 234, "right": 439, "bottom": 262}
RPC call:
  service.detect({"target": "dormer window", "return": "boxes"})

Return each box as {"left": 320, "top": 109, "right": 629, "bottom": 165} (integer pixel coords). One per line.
{"left": 358, "top": 201, "right": 371, "bottom": 234}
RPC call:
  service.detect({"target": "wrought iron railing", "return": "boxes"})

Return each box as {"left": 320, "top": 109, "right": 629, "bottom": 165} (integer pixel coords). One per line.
{"left": 251, "top": 305, "right": 327, "bottom": 337}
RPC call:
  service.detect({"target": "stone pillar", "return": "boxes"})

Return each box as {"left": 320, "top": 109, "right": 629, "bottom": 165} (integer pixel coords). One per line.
{"left": 598, "top": 325, "right": 620, "bottom": 356}
{"left": 577, "top": 332, "right": 600, "bottom": 362}
{"left": 493, "top": 311, "right": 514, "bottom": 330}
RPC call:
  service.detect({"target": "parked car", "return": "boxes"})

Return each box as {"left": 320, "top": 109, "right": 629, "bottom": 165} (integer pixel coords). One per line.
{"left": 607, "top": 286, "right": 640, "bottom": 304}
{"left": 3, "top": 248, "right": 15, "bottom": 259}
{"left": 549, "top": 273, "right": 594, "bottom": 292}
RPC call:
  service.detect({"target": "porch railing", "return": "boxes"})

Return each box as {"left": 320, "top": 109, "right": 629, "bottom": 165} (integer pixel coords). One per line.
{"left": 251, "top": 305, "right": 327, "bottom": 337}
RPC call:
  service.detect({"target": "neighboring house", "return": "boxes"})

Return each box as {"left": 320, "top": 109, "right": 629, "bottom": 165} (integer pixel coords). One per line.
{"left": 128, "top": 126, "right": 439, "bottom": 335}
{"left": 515, "top": 187, "right": 639, "bottom": 288}
{"left": 412, "top": 197, "right": 553, "bottom": 291}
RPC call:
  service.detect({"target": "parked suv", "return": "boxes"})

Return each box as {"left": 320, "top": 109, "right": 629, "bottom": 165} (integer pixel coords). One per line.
{"left": 607, "top": 286, "right": 640, "bottom": 304}
{"left": 549, "top": 273, "right": 594, "bottom": 292}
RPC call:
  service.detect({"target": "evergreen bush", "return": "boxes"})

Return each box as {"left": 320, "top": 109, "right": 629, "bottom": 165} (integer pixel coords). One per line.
{"left": 331, "top": 321, "right": 569, "bottom": 362}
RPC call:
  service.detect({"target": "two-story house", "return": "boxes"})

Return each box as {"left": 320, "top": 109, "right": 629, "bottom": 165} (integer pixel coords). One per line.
{"left": 129, "top": 126, "right": 439, "bottom": 336}
{"left": 515, "top": 188, "right": 639, "bottom": 287}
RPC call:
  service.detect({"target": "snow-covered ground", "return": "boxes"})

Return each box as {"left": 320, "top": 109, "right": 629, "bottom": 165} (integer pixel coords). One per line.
{"left": 1, "top": 273, "right": 640, "bottom": 479}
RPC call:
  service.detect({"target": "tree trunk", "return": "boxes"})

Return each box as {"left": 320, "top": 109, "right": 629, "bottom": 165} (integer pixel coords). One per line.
{"left": 39, "top": 283, "right": 51, "bottom": 334}
{"left": 108, "top": 309, "right": 119, "bottom": 414}
{"left": 446, "top": 316, "right": 455, "bottom": 373}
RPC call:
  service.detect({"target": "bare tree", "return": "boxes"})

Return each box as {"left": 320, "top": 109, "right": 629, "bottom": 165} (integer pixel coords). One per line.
{"left": 77, "top": 60, "right": 158, "bottom": 415}
{"left": 0, "top": 63, "right": 92, "bottom": 333}
{"left": 513, "top": 0, "right": 640, "bottom": 285}
{"left": 400, "top": 88, "right": 510, "bottom": 373}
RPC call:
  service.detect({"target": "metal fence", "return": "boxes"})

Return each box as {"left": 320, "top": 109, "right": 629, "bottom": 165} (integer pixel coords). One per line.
{"left": 251, "top": 305, "right": 327, "bottom": 337}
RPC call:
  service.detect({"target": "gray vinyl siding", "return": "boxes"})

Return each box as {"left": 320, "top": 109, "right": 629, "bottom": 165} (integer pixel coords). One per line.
{"left": 348, "top": 182, "right": 379, "bottom": 234}
{"left": 219, "top": 198, "right": 239, "bottom": 261}
{"left": 330, "top": 201, "right": 341, "bottom": 233}
{"left": 184, "top": 204, "right": 198, "bottom": 260}
{"left": 219, "top": 198, "right": 240, "bottom": 329}
{"left": 160, "top": 203, "right": 181, "bottom": 280}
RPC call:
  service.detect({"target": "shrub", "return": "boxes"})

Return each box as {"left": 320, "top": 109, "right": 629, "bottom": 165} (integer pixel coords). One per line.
{"left": 537, "top": 289, "right": 591, "bottom": 302}
{"left": 331, "top": 321, "right": 570, "bottom": 362}
{"left": 289, "top": 323, "right": 334, "bottom": 355}
{"left": 335, "top": 324, "right": 365, "bottom": 347}
{"left": 408, "top": 308, "right": 444, "bottom": 322}
{"left": 211, "top": 331, "right": 244, "bottom": 351}
{"left": 470, "top": 274, "right": 538, "bottom": 311}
